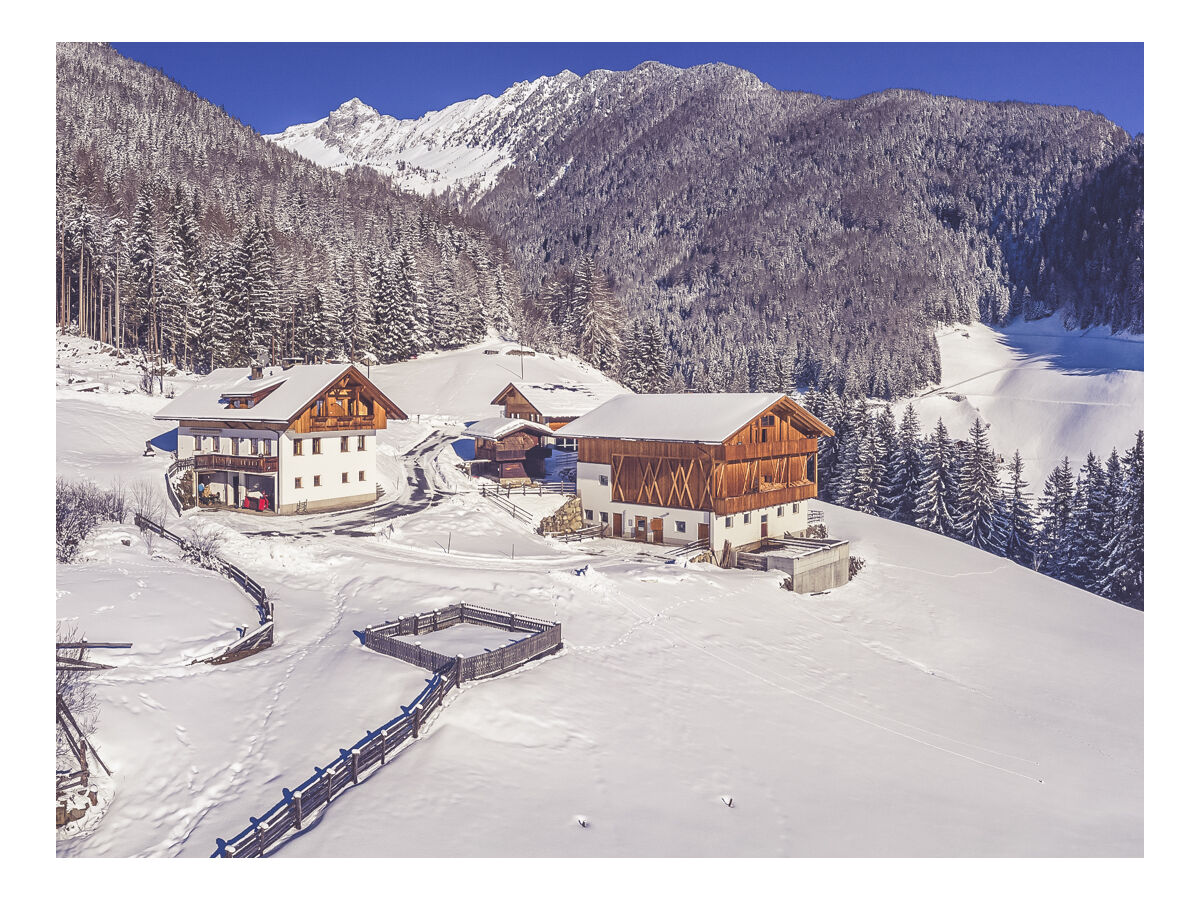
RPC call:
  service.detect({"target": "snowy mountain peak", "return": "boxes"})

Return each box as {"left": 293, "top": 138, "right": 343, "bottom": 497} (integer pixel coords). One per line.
{"left": 264, "top": 61, "right": 769, "bottom": 199}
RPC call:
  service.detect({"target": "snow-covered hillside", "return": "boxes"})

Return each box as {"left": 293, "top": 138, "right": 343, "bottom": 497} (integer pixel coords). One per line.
{"left": 897, "top": 315, "right": 1143, "bottom": 488}
{"left": 55, "top": 335, "right": 1141, "bottom": 857}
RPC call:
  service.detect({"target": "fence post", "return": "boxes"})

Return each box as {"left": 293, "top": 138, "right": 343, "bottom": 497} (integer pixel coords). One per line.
{"left": 454, "top": 654, "right": 464, "bottom": 688}
{"left": 380, "top": 729, "right": 388, "bottom": 765}
{"left": 292, "top": 791, "right": 303, "bottom": 831}
{"left": 413, "top": 703, "right": 424, "bottom": 739}
{"left": 323, "top": 770, "right": 332, "bottom": 806}
{"left": 255, "top": 824, "right": 266, "bottom": 857}
{"left": 508, "top": 613, "right": 516, "bottom": 632}
{"left": 351, "top": 748, "right": 360, "bottom": 784}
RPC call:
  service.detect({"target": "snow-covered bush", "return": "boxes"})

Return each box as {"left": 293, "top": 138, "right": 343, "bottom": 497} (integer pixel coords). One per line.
{"left": 56, "top": 478, "right": 128, "bottom": 563}
{"left": 56, "top": 621, "right": 97, "bottom": 764}
{"left": 181, "top": 523, "right": 225, "bottom": 570}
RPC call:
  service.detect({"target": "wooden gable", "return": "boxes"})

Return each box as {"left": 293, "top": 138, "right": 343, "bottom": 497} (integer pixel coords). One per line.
{"left": 288, "top": 367, "right": 407, "bottom": 434}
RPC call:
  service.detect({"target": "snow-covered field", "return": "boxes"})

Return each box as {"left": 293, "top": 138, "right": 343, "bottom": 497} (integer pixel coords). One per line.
{"left": 900, "top": 315, "right": 1143, "bottom": 488}
{"left": 53, "top": 333, "right": 1142, "bottom": 858}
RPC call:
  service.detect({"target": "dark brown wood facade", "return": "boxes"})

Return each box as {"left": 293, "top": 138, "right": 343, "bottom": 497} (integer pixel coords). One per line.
{"left": 577, "top": 397, "right": 829, "bottom": 516}
{"left": 474, "top": 430, "right": 547, "bottom": 481}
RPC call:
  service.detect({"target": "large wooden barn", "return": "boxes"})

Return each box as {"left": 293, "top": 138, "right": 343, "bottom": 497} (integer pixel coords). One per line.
{"left": 156, "top": 363, "right": 406, "bottom": 514}
{"left": 555, "top": 393, "right": 833, "bottom": 548}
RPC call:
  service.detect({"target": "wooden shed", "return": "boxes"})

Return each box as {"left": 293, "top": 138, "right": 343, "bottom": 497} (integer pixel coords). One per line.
{"left": 465, "top": 417, "right": 555, "bottom": 485}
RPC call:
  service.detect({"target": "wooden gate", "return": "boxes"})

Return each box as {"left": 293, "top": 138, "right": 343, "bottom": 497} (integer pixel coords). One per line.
{"left": 613, "top": 513, "right": 623, "bottom": 538}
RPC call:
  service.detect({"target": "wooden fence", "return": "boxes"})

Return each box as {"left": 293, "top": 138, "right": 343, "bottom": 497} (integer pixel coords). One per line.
{"left": 479, "top": 487, "right": 534, "bottom": 523}
{"left": 364, "top": 603, "right": 562, "bottom": 681}
{"left": 481, "top": 481, "right": 574, "bottom": 497}
{"left": 164, "top": 456, "right": 194, "bottom": 516}
{"left": 134, "top": 513, "right": 275, "bottom": 662}
{"left": 214, "top": 604, "right": 562, "bottom": 858}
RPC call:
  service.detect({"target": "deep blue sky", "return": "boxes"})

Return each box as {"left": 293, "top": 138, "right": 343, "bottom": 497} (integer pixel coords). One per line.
{"left": 112, "top": 42, "right": 1144, "bottom": 137}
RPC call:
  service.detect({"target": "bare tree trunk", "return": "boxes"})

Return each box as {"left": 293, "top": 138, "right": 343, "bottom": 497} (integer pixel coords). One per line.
{"left": 115, "top": 256, "right": 121, "bottom": 352}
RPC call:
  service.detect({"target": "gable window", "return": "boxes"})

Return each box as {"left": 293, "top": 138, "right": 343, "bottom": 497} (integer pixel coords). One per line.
{"left": 342, "top": 472, "right": 349, "bottom": 483}
{"left": 761, "top": 414, "right": 775, "bottom": 427}
{"left": 675, "top": 520, "right": 687, "bottom": 534}
{"left": 341, "top": 436, "right": 349, "bottom": 452}
{"left": 357, "top": 435, "right": 366, "bottom": 451}
{"left": 313, "top": 475, "right": 321, "bottom": 487}
{"left": 293, "top": 439, "right": 303, "bottom": 456}
{"left": 294, "top": 477, "right": 302, "bottom": 489}
{"left": 315, "top": 398, "right": 325, "bottom": 416}
{"left": 312, "top": 438, "right": 322, "bottom": 455}
{"left": 599, "top": 473, "right": 610, "bottom": 486}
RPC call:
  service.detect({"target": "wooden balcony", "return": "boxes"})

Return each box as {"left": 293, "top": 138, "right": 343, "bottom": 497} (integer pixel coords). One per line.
{"left": 307, "top": 415, "right": 373, "bottom": 433}
{"left": 194, "top": 453, "right": 279, "bottom": 474}
{"left": 712, "top": 481, "right": 817, "bottom": 516}
{"left": 716, "top": 438, "right": 818, "bottom": 461}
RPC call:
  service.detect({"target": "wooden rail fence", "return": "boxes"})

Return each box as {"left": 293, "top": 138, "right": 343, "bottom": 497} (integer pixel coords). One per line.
{"left": 214, "top": 603, "right": 562, "bottom": 858}
{"left": 134, "top": 513, "right": 275, "bottom": 662}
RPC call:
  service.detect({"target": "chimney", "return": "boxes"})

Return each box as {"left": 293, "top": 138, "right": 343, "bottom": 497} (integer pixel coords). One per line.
{"left": 250, "top": 364, "right": 264, "bottom": 381}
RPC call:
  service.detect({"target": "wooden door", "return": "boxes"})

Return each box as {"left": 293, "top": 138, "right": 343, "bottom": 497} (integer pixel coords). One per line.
{"left": 760, "top": 514, "right": 768, "bottom": 539}
{"left": 698, "top": 522, "right": 710, "bottom": 544}
{"left": 636, "top": 516, "right": 648, "bottom": 541}
{"left": 651, "top": 518, "right": 664, "bottom": 544}
{"left": 613, "top": 514, "right": 623, "bottom": 538}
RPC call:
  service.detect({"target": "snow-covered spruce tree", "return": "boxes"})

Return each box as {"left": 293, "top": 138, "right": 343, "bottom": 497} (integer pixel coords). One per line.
{"left": 810, "top": 387, "right": 846, "bottom": 503}
{"left": 997, "top": 449, "right": 1036, "bottom": 567}
{"left": 162, "top": 183, "right": 203, "bottom": 369}
{"left": 1037, "top": 457, "right": 1076, "bottom": 581}
{"left": 913, "top": 418, "right": 959, "bottom": 537}
{"left": 577, "top": 269, "right": 623, "bottom": 373}
{"left": 1071, "top": 452, "right": 1111, "bottom": 591}
{"left": 954, "top": 417, "right": 1002, "bottom": 553}
{"left": 127, "top": 191, "right": 162, "bottom": 352}
{"left": 849, "top": 406, "right": 888, "bottom": 515}
{"left": 881, "top": 403, "right": 923, "bottom": 524}
{"left": 1098, "top": 431, "right": 1144, "bottom": 608}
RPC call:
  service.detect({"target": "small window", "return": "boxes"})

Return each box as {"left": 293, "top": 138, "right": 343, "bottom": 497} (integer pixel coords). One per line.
{"left": 743, "top": 513, "right": 751, "bottom": 524}
{"left": 761, "top": 514, "right": 768, "bottom": 523}
{"left": 293, "top": 439, "right": 303, "bottom": 456}
{"left": 777, "top": 506, "right": 784, "bottom": 516}
{"left": 675, "top": 520, "right": 686, "bottom": 533}
{"left": 342, "top": 472, "right": 349, "bottom": 483}
{"left": 358, "top": 470, "right": 365, "bottom": 481}
{"left": 193, "top": 435, "right": 202, "bottom": 451}
{"left": 585, "top": 509, "right": 594, "bottom": 521}
{"left": 341, "top": 436, "right": 349, "bottom": 452}
{"left": 599, "top": 474, "right": 610, "bottom": 486}
{"left": 725, "top": 516, "right": 733, "bottom": 527}
{"left": 316, "top": 398, "right": 325, "bottom": 416}
{"left": 294, "top": 477, "right": 302, "bottom": 489}
{"left": 792, "top": 503, "right": 799, "bottom": 514}
{"left": 357, "top": 435, "right": 366, "bottom": 451}
{"left": 761, "top": 414, "right": 775, "bottom": 427}
{"left": 231, "top": 438, "right": 240, "bottom": 456}
{"left": 312, "top": 438, "right": 321, "bottom": 455}
{"left": 250, "top": 439, "right": 259, "bottom": 455}
{"left": 313, "top": 475, "right": 321, "bottom": 487}
{"left": 600, "top": 511, "right": 609, "bottom": 524}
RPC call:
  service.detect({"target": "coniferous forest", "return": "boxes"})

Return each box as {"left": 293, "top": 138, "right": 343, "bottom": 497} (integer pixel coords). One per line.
{"left": 803, "top": 389, "right": 1145, "bottom": 609}
{"left": 56, "top": 42, "right": 524, "bottom": 372}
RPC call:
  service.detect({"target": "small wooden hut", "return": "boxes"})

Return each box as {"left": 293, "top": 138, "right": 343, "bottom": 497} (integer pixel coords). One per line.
{"left": 465, "top": 418, "right": 555, "bottom": 484}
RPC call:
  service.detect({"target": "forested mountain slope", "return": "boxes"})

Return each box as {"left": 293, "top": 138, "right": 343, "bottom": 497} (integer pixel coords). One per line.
{"left": 275, "top": 61, "right": 1143, "bottom": 397}
{"left": 55, "top": 42, "right": 525, "bottom": 372}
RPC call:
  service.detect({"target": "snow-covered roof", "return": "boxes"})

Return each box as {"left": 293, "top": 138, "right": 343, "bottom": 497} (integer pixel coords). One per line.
{"left": 556, "top": 393, "right": 830, "bottom": 443}
{"left": 493, "top": 381, "right": 630, "bottom": 418}
{"left": 464, "top": 417, "right": 556, "bottom": 441}
{"left": 154, "top": 364, "right": 403, "bottom": 424}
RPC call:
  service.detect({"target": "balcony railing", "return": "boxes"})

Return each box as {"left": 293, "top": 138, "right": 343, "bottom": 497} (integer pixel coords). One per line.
{"left": 309, "top": 415, "right": 373, "bottom": 432}
{"left": 194, "top": 453, "right": 279, "bottom": 474}
{"left": 716, "top": 438, "right": 818, "bottom": 461}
